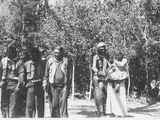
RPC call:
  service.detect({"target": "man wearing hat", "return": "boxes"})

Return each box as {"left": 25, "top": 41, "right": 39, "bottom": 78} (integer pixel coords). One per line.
{"left": 24, "top": 47, "right": 44, "bottom": 117}
{"left": 43, "top": 46, "right": 70, "bottom": 117}
{"left": 92, "top": 42, "right": 109, "bottom": 117}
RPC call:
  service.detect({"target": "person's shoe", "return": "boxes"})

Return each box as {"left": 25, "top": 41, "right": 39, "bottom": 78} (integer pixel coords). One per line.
{"left": 96, "top": 111, "right": 101, "bottom": 117}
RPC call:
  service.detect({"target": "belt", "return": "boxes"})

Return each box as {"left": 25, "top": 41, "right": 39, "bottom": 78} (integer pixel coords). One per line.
{"left": 28, "top": 79, "right": 42, "bottom": 83}
{"left": 51, "top": 83, "right": 66, "bottom": 87}
{"left": 7, "top": 77, "right": 19, "bottom": 82}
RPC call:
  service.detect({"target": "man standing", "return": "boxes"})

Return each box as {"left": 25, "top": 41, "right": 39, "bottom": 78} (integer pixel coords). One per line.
{"left": 24, "top": 47, "right": 44, "bottom": 117}
{"left": 0, "top": 46, "right": 24, "bottom": 117}
{"left": 92, "top": 42, "right": 109, "bottom": 117}
{"left": 43, "top": 46, "right": 70, "bottom": 117}
{"left": 0, "top": 54, "right": 8, "bottom": 117}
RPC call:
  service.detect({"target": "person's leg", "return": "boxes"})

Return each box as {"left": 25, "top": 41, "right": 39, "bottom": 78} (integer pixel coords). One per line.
{"left": 36, "top": 84, "right": 44, "bottom": 117}
{"left": 9, "top": 89, "right": 18, "bottom": 117}
{"left": 25, "top": 86, "right": 35, "bottom": 117}
{"left": 46, "top": 83, "right": 53, "bottom": 117}
{"left": 48, "top": 88, "right": 53, "bottom": 117}
{"left": 94, "top": 81, "right": 106, "bottom": 116}
{"left": 102, "top": 82, "right": 107, "bottom": 115}
{"left": 16, "top": 87, "right": 26, "bottom": 117}
{"left": 59, "top": 86, "right": 68, "bottom": 117}
{"left": 106, "top": 82, "right": 114, "bottom": 116}
{"left": 50, "top": 85, "right": 60, "bottom": 117}
{"left": 119, "top": 80, "right": 127, "bottom": 116}
{"left": 93, "top": 79, "right": 101, "bottom": 116}
{"left": 1, "top": 86, "right": 9, "bottom": 117}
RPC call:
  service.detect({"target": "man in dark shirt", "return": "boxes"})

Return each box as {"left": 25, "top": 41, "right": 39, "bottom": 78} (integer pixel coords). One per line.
{"left": 24, "top": 47, "right": 44, "bottom": 117}
{"left": 43, "top": 46, "right": 70, "bottom": 117}
{"left": 92, "top": 42, "right": 108, "bottom": 117}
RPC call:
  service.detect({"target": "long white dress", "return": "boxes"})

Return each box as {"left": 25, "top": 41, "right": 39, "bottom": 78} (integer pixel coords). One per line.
{"left": 106, "top": 58, "right": 128, "bottom": 116}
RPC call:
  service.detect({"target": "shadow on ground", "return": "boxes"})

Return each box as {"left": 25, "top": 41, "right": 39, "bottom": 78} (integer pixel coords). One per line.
{"left": 128, "top": 103, "right": 160, "bottom": 116}
{"left": 70, "top": 105, "right": 134, "bottom": 118}
{"left": 77, "top": 110, "right": 98, "bottom": 118}
{"left": 69, "top": 105, "right": 98, "bottom": 118}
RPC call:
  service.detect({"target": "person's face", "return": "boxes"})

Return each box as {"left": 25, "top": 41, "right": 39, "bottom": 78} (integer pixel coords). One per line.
{"left": 8, "top": 47, "right": 17, "bottom": 59}
{"left": 117, "top": 53, "right": 123, "bottom": 61}
{"left": 54, "top": 49, "right": 61, "bottom": 59}
{"left": 98, "top": 46, "right": 105, "bottom": 55}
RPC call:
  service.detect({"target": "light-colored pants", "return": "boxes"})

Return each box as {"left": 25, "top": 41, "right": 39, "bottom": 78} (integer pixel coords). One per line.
{"left": 93, "top": 79, "right": 107, "bottom": 116}
{"left": 106, "top": 80, "right": 127, "bottom": 116}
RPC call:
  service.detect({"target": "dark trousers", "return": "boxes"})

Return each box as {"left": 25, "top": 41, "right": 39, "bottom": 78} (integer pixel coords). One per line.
{"left": 16, "top": 87, "right": 26, "bottom": 117}
{"left": 93, "top": 80, "right": 107, "bottom": 116}
{"left": 1, "top": 88, "right": 18, "bottom": 117}
{"left": 1, "top": 85, "right": 9, "bottom": 117}
{"left": 48, "top": 83, "right": 68, "bottom": 117}
{"left": 25, "top": 82, "right": 44, "bottom": 117}
{"left": 1, "top": 85, "right": 26, "bottom": 118}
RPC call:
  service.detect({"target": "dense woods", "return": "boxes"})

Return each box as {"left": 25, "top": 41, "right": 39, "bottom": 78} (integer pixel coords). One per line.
{"left": 0, "top": 0, "right": 160, "bottom": 98}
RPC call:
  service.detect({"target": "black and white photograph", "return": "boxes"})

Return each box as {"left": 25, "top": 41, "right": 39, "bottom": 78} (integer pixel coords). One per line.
{"left": 0, "top": 0, "right": 160, "bottom": 119}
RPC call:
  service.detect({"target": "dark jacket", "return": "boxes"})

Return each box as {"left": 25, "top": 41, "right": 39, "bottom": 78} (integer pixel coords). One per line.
{"left": 24, "top": 60, "right": 43, "bottom": 87}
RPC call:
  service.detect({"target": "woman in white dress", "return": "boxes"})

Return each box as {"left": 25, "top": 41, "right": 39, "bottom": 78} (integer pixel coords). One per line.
{"left": 106, "top": 53, "right": 128, "bottom": 117}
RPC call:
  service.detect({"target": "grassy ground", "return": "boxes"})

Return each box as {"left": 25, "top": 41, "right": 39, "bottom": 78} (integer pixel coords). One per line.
{"left": 0, "top": 89, "right": 160, "bottom": 119}
{"left": 45, "top": 96, "right": 160, "bottom": 118}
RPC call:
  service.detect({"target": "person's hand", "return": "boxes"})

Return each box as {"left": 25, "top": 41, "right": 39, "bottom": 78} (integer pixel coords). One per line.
{"left": 98, "top": 71, "right": 105, "bottom": 76}
{"left": 0, "top": 81, "right": 6, "bottom": 88}
{"left": 15, "top": 86, "right": 20, "bottom": 92}
{"left": 115, "top": 83, "right": 120, "bottom": 93}
{"left": 43, "top": 80, "right": 47, "bottom": 90}
{"left": 150, "top": 80, "right": 156, "bottom": 89}
{"left": 93, "top": 75, "right": 98, "bottom": 81}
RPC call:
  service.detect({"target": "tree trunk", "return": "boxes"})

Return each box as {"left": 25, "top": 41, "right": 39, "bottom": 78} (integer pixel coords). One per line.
{"left": 89, "top": 49, "right": 92, "bottom": 99}
{"left": 127, "top": 62, "right": 131, "bottom": 96}
{"left": 72, "top": 59, "right": 75, "bottom": 100}
{"left": 145, "top": 59, "right": 149, "bottom": 87}
{"left": 89, "top": 68, "right": 93, "bottom": 100}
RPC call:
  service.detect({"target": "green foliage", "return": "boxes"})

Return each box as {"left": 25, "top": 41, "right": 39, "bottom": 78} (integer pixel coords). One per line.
{"left": 1, "top": 0, "right": 160, "bottom": 95}
{"left": 39, "top": 0, "right": 160, "bottom": 94}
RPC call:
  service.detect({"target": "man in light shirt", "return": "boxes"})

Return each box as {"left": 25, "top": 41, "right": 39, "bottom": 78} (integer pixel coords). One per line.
{"left": 43, "top": 46, "right": 70, "bottom": 117}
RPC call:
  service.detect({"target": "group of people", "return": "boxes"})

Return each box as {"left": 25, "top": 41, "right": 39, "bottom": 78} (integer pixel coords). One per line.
{"left": 92, "top": 42, "right": 128, "bottom": 117}
{"left": 0, "top": 41, "right": 128, "bottom": 118}
{"left": 0, "top": 45, "right": 70, "bottom": 118}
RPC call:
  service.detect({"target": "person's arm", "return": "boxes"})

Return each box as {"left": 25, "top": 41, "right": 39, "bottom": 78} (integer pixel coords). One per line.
{"left": 114, "top": 58, "right": 127, "bottom": 67}
{"left": 67, "top": 59, "right": 72, "bottom": 89}
{"left": 103, "top": 58, "right": 108, "bottom": 75}
{"left": 0, "top": 61, "right": 2, "bottom": 81}
{"left": 92, "top": 55, "right": 98, "bottom": 74}
{"left": 0, "top": 60, "right": 6, "bottom": 87}
{"left": 43, "top": 59, "right": 50, "bottom": 89}
{"left": 65, "top": 57, "right": 71, "bottom": 97}
{"left": 17, "top": 62, "right": 26, "bottom": 89}
{"left": 1, "top": 58, "right": 7, "bottom": 81}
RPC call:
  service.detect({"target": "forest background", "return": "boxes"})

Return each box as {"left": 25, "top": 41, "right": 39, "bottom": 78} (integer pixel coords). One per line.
{"left": 0, "top": 0, "right": 160, "bottom": 99}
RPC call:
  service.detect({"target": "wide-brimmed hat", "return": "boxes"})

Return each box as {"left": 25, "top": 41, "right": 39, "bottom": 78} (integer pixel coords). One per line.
{"left": 54, "top": 46, "right": 64, "bottom": 53}
{"left": 97, "top": 42, "right": 106, "bottom": 48}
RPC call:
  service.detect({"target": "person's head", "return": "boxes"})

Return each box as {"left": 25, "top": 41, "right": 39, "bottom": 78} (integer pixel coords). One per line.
{"left": 22, "top": 47, "right": 31, "bottom": 62}
{"left": 97, "top": 42, "right": 106, "bottom": 56}
{"left": 7, "top": 46, "right": 17, "bottom": 60}
{"left": 116, "top": 52, "right": 124, "bottom": 61}
{"left": 31, "top": 47, "right": 41, "bottom": 62}
{"left": 3, "top": 36, "right": 8, "bottom": 40}
{"left": 2, "top": 47, "right": 7, "bottom": 57}
{"left": 54, "top": 46, "right": 64, "bottom": 60}
{"left": 41, "top": 49, "right": 47, "bottom": 60}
